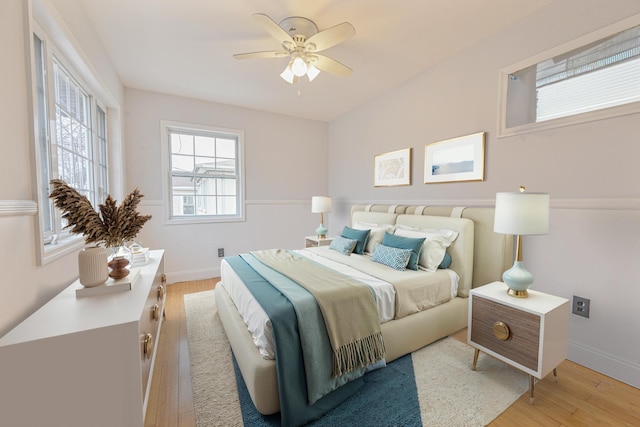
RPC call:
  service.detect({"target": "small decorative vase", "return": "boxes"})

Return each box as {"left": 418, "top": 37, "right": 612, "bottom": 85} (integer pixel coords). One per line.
{"left": 78, "top": 246, "right": 109, "bottom": 287}
{"left": 108, "top": 245, "right": 132, "bottom": 279}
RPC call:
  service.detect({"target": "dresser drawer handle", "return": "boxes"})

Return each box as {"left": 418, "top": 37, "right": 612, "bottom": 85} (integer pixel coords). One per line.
{"left": 142, "top": 333, "right": 154, "bottom": 359}
{"left": 157, "top": 285, "right": 165, "bottom": 300}
{"left": 151, "top": 304, "right": 160, "bottom": 321}
{"left": 161, "top": 273, "right": 167, "bottom": 285}
{"left": 493, "top": 321, "right": 511, "bottom": 341}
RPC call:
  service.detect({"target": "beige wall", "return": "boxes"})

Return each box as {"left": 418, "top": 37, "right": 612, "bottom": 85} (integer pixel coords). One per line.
{"left": 2, "top": 0, "right": 639, "bottom": 390}
{"left": 0, "top": 0, "right": 124, "bottom": 335}
{"left": 124, "top": 88, "right": 329, "bottom": 282}
{"left": 327, "top": 0, "right": 640, "bottom": 387}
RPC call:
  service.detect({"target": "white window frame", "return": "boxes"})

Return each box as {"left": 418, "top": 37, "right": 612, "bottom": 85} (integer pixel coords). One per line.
{"left": 160, "top": 120, "right": 245, "bottom": 225}
{"left": 28, "top": 19, "right": 110, "bottom": 265}
{"left": 497, "top": 14, "right": 640, "bottom": 138}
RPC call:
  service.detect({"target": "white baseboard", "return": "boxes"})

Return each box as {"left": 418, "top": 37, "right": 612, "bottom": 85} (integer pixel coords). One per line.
{"left": 165, "top": 266, "right": 221, "bottom": 285}
{"left": 568, "top": 339, "right": 640, "bottom": 388}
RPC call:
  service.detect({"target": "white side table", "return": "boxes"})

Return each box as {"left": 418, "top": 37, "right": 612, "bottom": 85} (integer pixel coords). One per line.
{"left": 467, "top": 281, "right": 569, "bottom": 404}
{"left": 305, "top": 235, "right": 334, "bottom": 248}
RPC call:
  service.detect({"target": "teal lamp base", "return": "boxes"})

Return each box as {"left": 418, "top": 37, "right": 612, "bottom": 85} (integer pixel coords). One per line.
{"left": 502, "top": 261, "right": 534, "bottom": 298}
{"left": 316, "top": 223, "right": 328, "bottom": 239}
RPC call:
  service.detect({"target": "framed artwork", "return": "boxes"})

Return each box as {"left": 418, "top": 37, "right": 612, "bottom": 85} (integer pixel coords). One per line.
{"left": 424, "top": 132, "right": 485, "bottom": 184}
{"left": 374, "top": 148, "right": 411, "bottom": 187}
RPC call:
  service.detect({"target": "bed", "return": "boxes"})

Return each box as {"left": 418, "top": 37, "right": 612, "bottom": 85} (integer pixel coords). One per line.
{"left": 215, "top": 205, "right": 513, "bottom": 424}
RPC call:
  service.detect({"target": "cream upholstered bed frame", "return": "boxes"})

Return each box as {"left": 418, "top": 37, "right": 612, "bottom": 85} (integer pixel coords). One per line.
{"left": 215, "top": 205, "right": 513, "bottom": 415}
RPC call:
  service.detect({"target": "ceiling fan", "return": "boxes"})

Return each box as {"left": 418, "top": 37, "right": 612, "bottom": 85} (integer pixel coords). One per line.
{"left": 234, "top": 13, "right": 356, "bottom": 84}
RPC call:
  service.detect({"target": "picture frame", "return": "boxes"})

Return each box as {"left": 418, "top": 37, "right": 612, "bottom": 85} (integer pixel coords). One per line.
{"left": 374, "top": 148, "right": 411, "bottom": 187}
{"left": 424, "top": 132, "right": 485, "bottom": 184}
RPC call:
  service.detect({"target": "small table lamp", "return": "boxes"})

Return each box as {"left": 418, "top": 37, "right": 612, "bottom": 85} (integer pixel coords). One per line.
{"left": 494, "top": 187, "right": 550, "bottom": 297}
{"left": 311, "top": 196, "right": 332, "bottom": 239}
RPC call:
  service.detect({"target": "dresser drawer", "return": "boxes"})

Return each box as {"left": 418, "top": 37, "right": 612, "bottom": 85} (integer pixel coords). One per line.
{"left": 470, "top": 296, "right": 540, "bottom": 371}
{"left": 139, "top": 255, "right": 165, "bottom": 402}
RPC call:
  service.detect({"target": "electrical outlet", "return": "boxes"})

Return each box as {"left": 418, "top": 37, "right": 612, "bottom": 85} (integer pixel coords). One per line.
{"left": 217, "top": 248, "right": 225, "bottom": 258}
{"left": 572, "top": 296, "right": 590, "bottom": 318}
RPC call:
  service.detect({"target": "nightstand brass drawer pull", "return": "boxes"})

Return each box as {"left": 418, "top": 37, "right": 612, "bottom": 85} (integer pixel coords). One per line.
{"left": 493, "top": 321, "right": 511, "bottom": 341}
{"left": 157, "top": 285, "right": 165, "bottom": 300}
{"left": 152, "top": 304, "right": 160, "bottom": 321}
{"left": 143, "top": 333, "right": 153, "bottom": 359}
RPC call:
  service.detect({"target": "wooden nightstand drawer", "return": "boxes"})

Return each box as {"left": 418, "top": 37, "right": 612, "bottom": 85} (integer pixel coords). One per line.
{"left": 471, "top": 296, "right": 540, "bottom": 371}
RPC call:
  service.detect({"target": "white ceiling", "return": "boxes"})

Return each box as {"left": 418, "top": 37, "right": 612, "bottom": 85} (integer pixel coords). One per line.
{"left": 74, "top": 0, "right": 555, "bottom": 122}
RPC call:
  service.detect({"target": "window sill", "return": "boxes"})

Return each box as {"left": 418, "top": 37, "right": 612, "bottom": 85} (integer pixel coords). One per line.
{"left": 38, "top": 235, "right": 84, "bottom": 266}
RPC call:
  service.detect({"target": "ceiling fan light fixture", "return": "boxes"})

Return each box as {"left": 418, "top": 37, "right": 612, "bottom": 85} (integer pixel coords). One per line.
{"left": 307, "top": 65, "right": 320, "bottom": 82}
{"left": 280, "top": 65, "right": 297, "bottom": 84}
{"left": 291, "top": 56, "right": 308, "bottom": 77}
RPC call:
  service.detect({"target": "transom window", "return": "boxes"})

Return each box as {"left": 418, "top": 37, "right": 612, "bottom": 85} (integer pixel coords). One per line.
{"left": 163, "top": 122, "right": 244, "bottom": 223}
{"left": 499, "top": 17, "right": 640, "bottom": 136}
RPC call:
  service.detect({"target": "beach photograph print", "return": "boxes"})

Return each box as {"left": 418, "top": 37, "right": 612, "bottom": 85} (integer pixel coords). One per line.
{"left": 424, "top": 132, "right": 485, "bottom": 184}
{"left": 374, "top": 148, "right": 411, "bottom": 187}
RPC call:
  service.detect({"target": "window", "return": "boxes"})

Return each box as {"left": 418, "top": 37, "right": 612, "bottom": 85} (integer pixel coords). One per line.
{"left": 31, "top": 27, "right": 109, "bottom": 263}
{"left": 162, "top": 122, "right": 244, "bottom": 223}
{"left": 499, "top": 17, "right": 640, "bottom": 137}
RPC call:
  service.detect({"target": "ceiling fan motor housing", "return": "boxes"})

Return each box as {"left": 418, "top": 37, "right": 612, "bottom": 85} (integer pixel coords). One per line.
{"left": 279, "top": 17, "right": 318, "bottom": 41}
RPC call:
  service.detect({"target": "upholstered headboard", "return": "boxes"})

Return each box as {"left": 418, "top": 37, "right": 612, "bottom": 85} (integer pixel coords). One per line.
{"left": 351, "top": 204, "right": 513, "bottom": 296}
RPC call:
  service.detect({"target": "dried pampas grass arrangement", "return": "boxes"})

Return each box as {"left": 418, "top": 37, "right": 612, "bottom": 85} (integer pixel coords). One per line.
{"left": 49, "top": 179, "right": 152, "bottom": 247}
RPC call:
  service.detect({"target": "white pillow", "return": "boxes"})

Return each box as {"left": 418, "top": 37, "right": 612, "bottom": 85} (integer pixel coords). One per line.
{"left": 393, "top": 225, "right": 458, "bottom": 272}
{"left": 352, "top": 221, "right": 394, "bottom": 254}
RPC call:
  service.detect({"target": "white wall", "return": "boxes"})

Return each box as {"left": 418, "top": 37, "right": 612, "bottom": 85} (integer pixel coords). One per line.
{"left": 0, "top": 0, "right": 124, "bottom": 336}
{"left": 124, "top": 88, "right": 329, "bottom": 283}
{"left": 327, "top": 0, "right": 640, "bottom": 387}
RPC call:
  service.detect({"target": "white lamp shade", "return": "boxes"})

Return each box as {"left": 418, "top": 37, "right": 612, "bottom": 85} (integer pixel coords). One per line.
{"left": 494, "top": 192, "right": 549, "bottom": 235}
{"left": 291, "top": 57, "right": 308, "bottom": 77}
{"left": 280, "top": 66, "right": 297, "bottom": 84}
{"left": 311, "top": 196, "right": 332, "bottom": 213}
{"left": 307, "top": 65, "right": 321, "bottom": 81}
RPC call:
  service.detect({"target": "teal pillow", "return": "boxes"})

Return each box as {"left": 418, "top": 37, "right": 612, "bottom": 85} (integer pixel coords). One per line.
{"left": 371, "top": 243, "right": 413, "bottom": 271}
{"left": 438, "top": 252, "right": 452, "bottom": 269}
{"left": 329, "top": 236, "right": 358, "bottom": 255}
{"left": 341, "top": 226, "right": 371, "bottom": 255}
{"left": 382, "top": 232, "right": 425, "bottom": 271}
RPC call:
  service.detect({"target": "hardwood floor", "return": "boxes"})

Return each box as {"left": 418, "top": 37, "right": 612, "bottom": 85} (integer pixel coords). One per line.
{"left": 145, "top": 279, "right": 640, "bottom": 426}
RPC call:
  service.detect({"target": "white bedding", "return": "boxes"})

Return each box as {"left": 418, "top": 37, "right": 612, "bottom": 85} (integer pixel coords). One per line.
{"left": 220, "top": 248, "right": 458, "bottom": 359}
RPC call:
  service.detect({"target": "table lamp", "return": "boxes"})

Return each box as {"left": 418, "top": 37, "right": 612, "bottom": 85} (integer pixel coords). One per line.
{"left": 311, "top": 196, "right": 332, "bottom": 238}
{"left": 494, "top": 186, "right": 549, "bottom": 297}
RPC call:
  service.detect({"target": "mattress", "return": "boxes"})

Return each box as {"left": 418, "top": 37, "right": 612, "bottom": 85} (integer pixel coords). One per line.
{"left": 220, "top": 247, "right": 458, "bottom": 359}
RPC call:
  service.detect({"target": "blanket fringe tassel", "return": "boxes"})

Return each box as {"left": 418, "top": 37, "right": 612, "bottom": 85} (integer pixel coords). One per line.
{"left": 332, "top": 331, "right": 386, "bottom": 377}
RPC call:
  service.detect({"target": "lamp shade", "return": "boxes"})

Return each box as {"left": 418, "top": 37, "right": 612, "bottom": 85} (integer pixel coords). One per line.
{"left": 494, "top": 192, "right": 549, "bottom": 235}
{"left": 311, "top": 196, "right": 332, "bottom": 213}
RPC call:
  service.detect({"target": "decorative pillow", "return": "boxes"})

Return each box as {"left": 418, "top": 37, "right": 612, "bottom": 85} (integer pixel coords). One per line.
{"left": 381, "top": 232, "right": 425, "bottom": 271}
{"left": 341, "top": 226, "right": 371, "bottom": 255}
{"left": 328, "top": 236, "right": 358, "bottom": 256}
{"left": 352, "top": 222, "right": 394, "bottom": 254}
{"left": 439, "top": 251, "right": 452, "bottom": 269}
{"left": 371, "top": 243, "right": 413, "bottom": 271}
{"left": 394, "top": 226, "right": 459, "bottom": 272}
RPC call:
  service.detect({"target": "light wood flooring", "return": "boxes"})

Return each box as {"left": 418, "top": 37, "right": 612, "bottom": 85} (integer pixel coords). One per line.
{"left": 145, "top": 279, "right": 640, "bottom": 426}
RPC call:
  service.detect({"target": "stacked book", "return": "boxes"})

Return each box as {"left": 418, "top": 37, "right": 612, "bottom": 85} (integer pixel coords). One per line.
{"left": 131, "top": 247, "right": 150, "bottom": 266}
{"left": 75, "top": 268, "right": 140, "bottom": 297}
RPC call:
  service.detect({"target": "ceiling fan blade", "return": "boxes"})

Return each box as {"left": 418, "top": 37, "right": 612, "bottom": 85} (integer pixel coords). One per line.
{"left": 253, "top": 13, "right": 295, "bottom": 47}
{"left": 233, "top": 51, "right": 289, "bottom": 60}
{"left": 306, "top": 22, "right": 355, "bottom": 52}
{"left": 312, "top": 54, "right": 352, "bottom": 77}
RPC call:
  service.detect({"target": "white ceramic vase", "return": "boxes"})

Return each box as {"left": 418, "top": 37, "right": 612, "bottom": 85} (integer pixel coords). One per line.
{"left": 78, "top": 246, "right": 109, "bottom": 287}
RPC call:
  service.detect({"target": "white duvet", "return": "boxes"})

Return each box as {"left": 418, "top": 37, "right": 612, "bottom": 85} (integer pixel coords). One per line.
{"left": 220, "top": 248, "right": 458, "bottom": 359}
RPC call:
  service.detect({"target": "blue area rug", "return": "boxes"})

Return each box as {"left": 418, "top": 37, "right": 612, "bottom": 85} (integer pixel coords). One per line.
{"left": 234, "top": 353, "right": 421, "bottom": 427}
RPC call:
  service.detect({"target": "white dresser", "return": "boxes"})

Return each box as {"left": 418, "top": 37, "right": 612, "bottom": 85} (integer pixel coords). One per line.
{"left": 0, "top": 250, "right": 165, "bottom": 427}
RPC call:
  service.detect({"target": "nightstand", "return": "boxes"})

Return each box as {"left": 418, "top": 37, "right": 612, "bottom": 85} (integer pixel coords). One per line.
{"left": 468, "top": 281, "right": 569, "bottom": 404}
{"left": 305, "top": 235, "right": 334, "bottom": 248}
